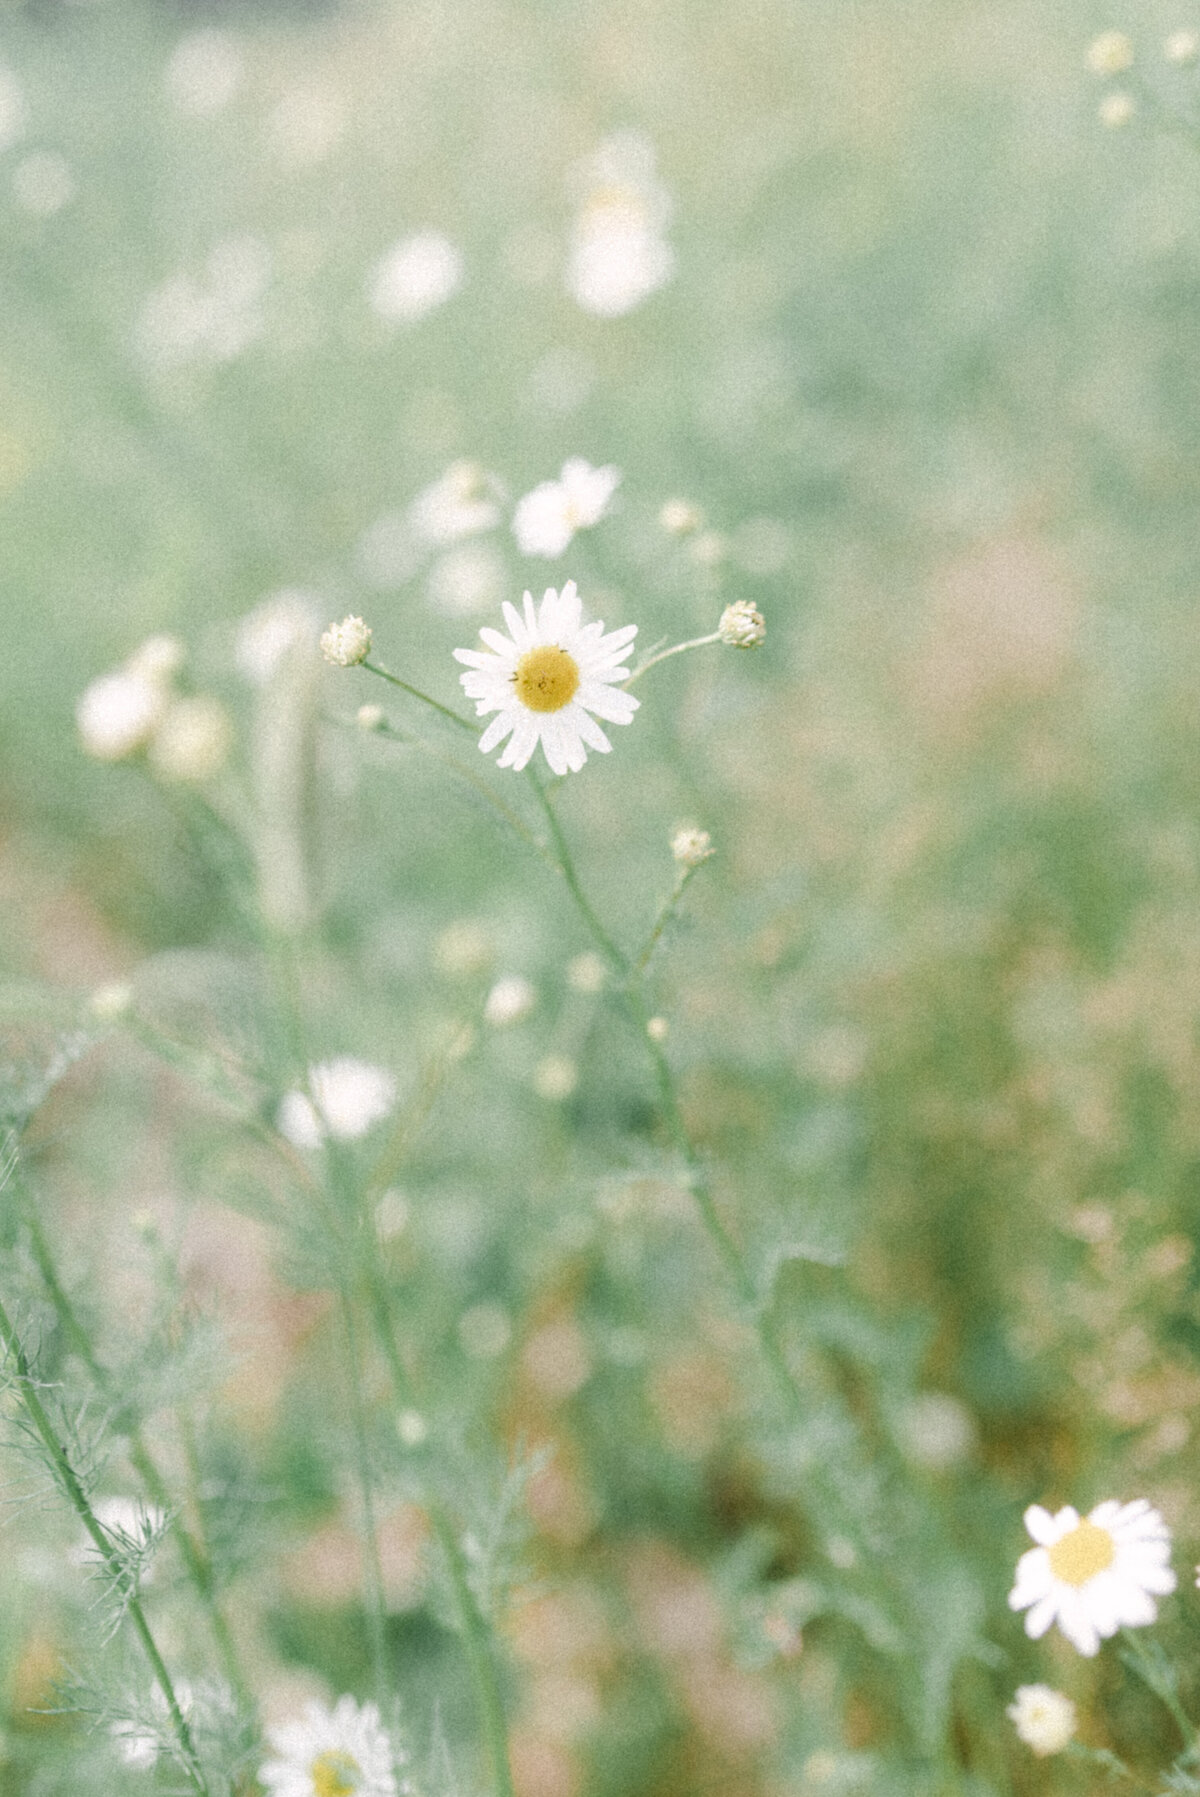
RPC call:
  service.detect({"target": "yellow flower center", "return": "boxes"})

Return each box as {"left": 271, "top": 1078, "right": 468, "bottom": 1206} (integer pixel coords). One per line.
{"left": 1047, "top": 1519, "right": 1115, "bottom": 1587}
{"left": 311, "top": 1749, "right": 361, "bottom": 1796}
{"left": 513, "top": 645, "right": 580, "bottom": 713}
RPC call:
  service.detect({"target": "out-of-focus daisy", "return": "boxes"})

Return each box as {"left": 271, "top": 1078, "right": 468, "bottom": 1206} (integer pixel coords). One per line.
{"left": 567, "top": 130, "right": 674, "bottom": 318}
{"left": 512, "top": 459, "right": 620, "bottom": 558}
{"left": 76, "top": 634, "right": 184, "bottom": 762}
{"left": 410, "top": 460, "right": 502, "bottom": 546}
{"left": 278, "top": 1059, "right": 397, "bottom": 1148}
{"left": 236, "top": 591, "right": 320, "bottom": 683}
{"left": 369, "top": 231, "right": 462, "bottom": 323}
{"left": 165, "top": 30, "right": 242, "bottom": 116}
{"left": 1008, "top": 1499, "right": 1175, "bottom": 1656}
{"left": 454, "top": 580, "right": 637, "bottom": 776}
{"left": 1006, "top": 1684, "right": 1076, "bottom": 1756}
{"left": 260, "top": 1695, "right": 399, "bottom": 1797}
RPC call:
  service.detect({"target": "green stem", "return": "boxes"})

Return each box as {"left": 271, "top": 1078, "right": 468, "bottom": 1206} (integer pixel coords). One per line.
{"left": 621, "top": 632, "right": 721, "bottom": 689}
{"left": 634, "top": 866, "right": 698, "bottom": 975}
{"left": 361, "top": 1276, "right": 515, "bottom": 1797}
{"left": 362, "top": 661, "right": 478, "bottom": 734}
{"left": 526, "top": 773, "right": 629, "bottom": 975}
{"left": 22, "top": 1210, "right": 251, "bottom": 1707}
{"left": 1120, "top": 1628, "right": 1195, "bottom": 1746}
{"left": 0, "top": 1293, "right": 208, "bottom": 1793}
{"left": 336, "top": 1284, "right": 391, "bottom": 1713}
{"left": 367, "top": 718, "right": 557, "bottom": 871}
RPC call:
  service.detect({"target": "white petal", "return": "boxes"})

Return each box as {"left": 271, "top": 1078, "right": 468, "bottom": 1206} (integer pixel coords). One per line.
{"left": 479, "top": 711, "right": 516, "bottom": 755}
{"left": 1023, "top": 1592, "right": 1059, "bottom": 1638}
{"left": 502, "top": 600, "right": 531, "bottom": 648}
{"left": 1056, "top": 1591, "right": 1100, "bottom": 1656}
{"left": 479, "top": 626, "right": 519, "bottom": 659}
{"left": 500, "top": 712, "right": 540, "bottom": 770}
{"left": 1114, "top": 1585, "right": 1157, "bottom": 1628}
{"left": 454, "top": 647, "right": 499, "bottom": 669}
{"left": 539, "top": 718, "right": 571, "bottom": 777}
{"left": 580, "top": 683, "right": 639, "bottom": 724}
{"left": 571, "top": 706, "right": 612, "bottom": 754}
{"left": 1009, "top": 1548, "right": 1052, "bottom": 1608}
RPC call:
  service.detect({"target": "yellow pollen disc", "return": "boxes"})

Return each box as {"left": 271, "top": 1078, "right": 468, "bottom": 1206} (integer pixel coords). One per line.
{"left": 311, "top": 1749, "right": 361, "bottom": 1797}
{"left": 1047, "top": 1519, "right": 1115, "bottom": 1587}
{"left": 513, "top": 645, "right": 580, "bottom": 713}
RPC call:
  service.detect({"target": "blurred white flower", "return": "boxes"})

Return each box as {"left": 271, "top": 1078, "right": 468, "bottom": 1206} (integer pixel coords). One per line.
{"left": 12, "top": 151, "right": 73, "bottom": 215}
{"left": 435, "top": 919, "right": 493, "bottom": 977}
{"left": 0, "top": 64, "right": 27, "bottom": 153}
{"left": 512, "top": 459, "right": 621, "bottom": 558}
{"left": 355, "top": 511, "right": 419, "bottom": 590}
{"left": 165, "top": 31, "right": 242, "bottom": 116}
{"left": 1009, "top": 1499, "right": 1176, "bottom": 1655}
{"left": 896, "top": 1392, "right": 975, "bottom": 1471}
{"left": 1166, "top": 28, "right": 1200, "bottom": 62}
{"left": 566, "top": 951, "right": 606, "bottom": 993}
{"left": 455, "top": 581, "right": 638, "bottom": 775}
{"left": 278, "top": 1059, "right": 397, "bottom": 1148}
{"left": 267, "top": 89, "right": 346, "bottom": 169}
{"left": 260, "top": 1696, "right": 399, "bottom": 1797}
{"left": 533, "top": 1055, "right": 578, "bottom": 1100}
{"left": 149, "top": 696, "right": 234, "bottom": 783}
{"left": 670, "top": 824, "right": 713, "bottom": 868}
{"left": 410, "top": 460, "right": 503, "bottom": 546}
{"left": 1007, "top": 1685, "right": 1076, "bottom": 1757}
{"left": 1099, "top": 91, "right": 1136, "bottom": 126}
{"left": 137, "top": 235, "right": 272, "bottom": 371}
{"left": 1086, "top": 30, "right": 1134, "bottom": 74}
{"left": 659, "top": 498, "right": 703, "bottom": 536}
{"left": 127, "top": 634, "right": 186, "bottom": 682}
{"left": 369, "top": 232, "right": 462, "bottom": 323}
{"left": 236, "top": 592, "right": 320, "bottom": 684}
{"left": 567, "top": 130, "right": 674, "bottom": 318}
{"left": 483, "top": 975, "right": 536, "bottom": 1027}
{"left": 77, "top": 670, "right": 168, "bottom": 762}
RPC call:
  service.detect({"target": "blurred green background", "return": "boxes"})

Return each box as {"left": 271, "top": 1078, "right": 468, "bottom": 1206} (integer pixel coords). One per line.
{"left": 5, "top": 0, "right": 1200, "bottom": 1792}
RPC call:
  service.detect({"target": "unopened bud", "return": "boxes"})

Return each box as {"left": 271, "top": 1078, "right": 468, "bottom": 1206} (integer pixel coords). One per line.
{"left": 1099, "top": 90, "right": 1136, "bottom": 126}
{"left": 1166, "top": 28, "right": 1200, "bottom": 62}
{"left": 1086, "top": 29, "right": 1134, "bottom": 74}
{"left": 659, "top": 498, "right": 703, "bottom": 536}
{"left": 671, "top": 824, "right": 714, "bottom": 868}
{"left": 320, "top": 615, "right": 373, "bottom": 667}
{"left": 357, "top": 703, "right": 385, "bottom": 732}
{"left": 646, "top": 1016, "right": 669, "bottom": 1043}
{"left": 718, "top": 600, "right": 765, "bottom": 648}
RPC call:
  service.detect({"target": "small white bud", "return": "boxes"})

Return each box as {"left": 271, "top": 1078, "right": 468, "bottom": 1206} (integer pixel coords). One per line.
{"left": 688, "top": 530, "right": 726, "bottom": 567}
{"left": 659, "top": 497, "right": 703, "bottom": 535}
{"left": 320, "top": 615, "right": 373, "bottom": 667}
{"left": 396, "top": 1408, "right": 428, "bottom": 1447}
{"left": 646, "top": 1016, "right": 669, "bottom": 1043}
{"left": 1166, "top": 27, "right": 1199, "bottom": 62}
{"left": 1007, "top": 1685, "right": 1076, "bottom": 1757}
{"left": 717, "top": 599, "right": 766, "bottom": 648}
{"left": 566, "top": 951, "right": 607, "bottom": 994}
{"left": 532, "top": 1054, "right": 578, "bottom": 1100}
{"left": 483, "top": 975, "right": 536, "bottom": 1027}
{"left": 1086, "top": 29, "right": 1134, "bottom": 74}
{"left": 670, "top": 824, "right": 714, "bottom": 868}
{"left": 1099, "top": 89, "right": 1136, "bottom": 126}
{"left": 149, "top": 696, "right": 233, "bottom": 783}
{"left": 89, "top": 981, "right": 134, "bottom": 1021}
{"left": 356, "top": 702, "right": 384, "bottom": 732}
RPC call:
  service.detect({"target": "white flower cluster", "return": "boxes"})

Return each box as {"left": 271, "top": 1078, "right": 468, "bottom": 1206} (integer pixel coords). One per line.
{"left": 567, "top": 130, "right": 674, "bottom": 318}
{"left": 512, "top": 458, "right": 620, "bottom": 558}
{"left": 277, "top": 1058, "right": 397, "bottom": 1148}
{"left": 77, "top": 636, "right": 232, "bottom": 782}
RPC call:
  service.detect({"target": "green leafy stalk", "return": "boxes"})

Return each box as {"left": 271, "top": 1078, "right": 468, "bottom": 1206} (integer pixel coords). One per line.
{"left": 0, "top": 1292, "right": 209, "bottom": 1794}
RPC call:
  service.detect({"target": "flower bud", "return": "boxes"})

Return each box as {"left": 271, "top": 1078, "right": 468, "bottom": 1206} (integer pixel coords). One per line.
{"left": 717, "top": 599, "right": 765, "bottom": 648}
{"left": 659, "top": 498, "right": 703, "bottom": 535}
{"left": 1099, "top": 90, "right": 1135, "bottom": 126}
{"left": 1166, "top": 27, "right": 1200, "bottom": 62}
{"left": 1086, "top": 30, "right": 1134, "bottom": 74}
{"left": 320, "top": 615, "right": 373, "bottom": 667}
{"left": 356, "top": 703, "right": 385, "bottom": 732}
{"left": 671, "top": 824, "right": 714, "bottom": 868}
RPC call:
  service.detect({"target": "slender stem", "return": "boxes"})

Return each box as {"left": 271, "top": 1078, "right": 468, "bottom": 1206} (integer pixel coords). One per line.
{"left": 22, "top": 1209, "right": 251, "bottom": 1705}
{"left": 526, "top": 772, "right": 629, "bottom": 975}
{"left": 621, "top": 632, "right": 721, "bottom": 689}
{"left": 336, "top": 1284, "right": 390, "bottom": 1713}
{"left": 0, "top": 1293, "right": 207, "bottom": 1793}
{"left": 362, "top": 661, "right": 478, "bottom": 734}
{"left": 361, "top": 1275, "right": 516, "bottom": 1797}
{"left": 634, "top": 866, "right": 698, "bottom": 975}
{"left": 367, "top": 719, "right": 558, "bottom": 871}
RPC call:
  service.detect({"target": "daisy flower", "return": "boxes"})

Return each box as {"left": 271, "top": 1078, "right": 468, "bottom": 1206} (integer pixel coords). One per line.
{"left": 512, "top": 459, "right": 620, "bottom": 558}
{"left": 277, "top": 1059, "right": 397, "bottom": 1148}
{"left": 1006, "top": 1684, "right": 1076, "bottom": 1757}
{"left": 454, "top": 581, "right": 637, "bottom": 775}
{"left": 1008, "top": 1498, "right": 1175, "bottom": 1656}
{"left": 260, "top": 1695, "right": 399, "bottom": 1797}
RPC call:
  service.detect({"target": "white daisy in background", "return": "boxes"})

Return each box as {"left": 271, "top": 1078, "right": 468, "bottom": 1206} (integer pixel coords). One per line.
{"left": 409, "top": 460, "right": 503, "bottom": 547}
{"left": 1008, "top": 1498, "right": 1176, "bottom": 1656}
{"left": 369, "top": 231, "right": 462, "bottom": 323}
{"left": 566, "top": 129, "right": 674, "bottom": 318}
{"left": 1006, "top": 1684, "right": 1077, "bottom": 1757}
{"left": 512, "top": 459, "right": 620, "bottom": 558}
{"left": 260, "top": 1695, "right": 399, "bottom": 1797}
{"left": 454, "top": 581, "right": 638, "bottom": 776}
{"left": 277, "top": 1059, "right": 397, "bottom": 1149}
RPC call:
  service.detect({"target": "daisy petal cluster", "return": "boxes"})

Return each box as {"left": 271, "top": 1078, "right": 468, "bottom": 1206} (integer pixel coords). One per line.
{"left": 512, "top": 458, "right": 620, "bottom": 558}
{"left": 566, "top": 130, "right": 674, "bottom": 318}
{"left": 1008, "top": 1498, "right": 1175, "bottom": 1656}
{"left": 278, "top": 1058, "right": 397, "bottom": 1148}
{"left": 260, "top": 1695, "right": 399, "bottom": 1797}
{"left": 454, "top": 580, "right": 637, "bottom": 775}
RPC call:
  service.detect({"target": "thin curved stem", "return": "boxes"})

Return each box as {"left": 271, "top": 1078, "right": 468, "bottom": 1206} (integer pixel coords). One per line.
{"left": 366, "top": 718, "right": 558, "bottom": 871}
{"left": 336, "top": 1285, "right": 390, "bottom": 1713}
{"left": 526, "top": 772, "right": 629, "bottom": 975}
{"left": 0, "top": 1293, "right": 208, "bottom": 1793}
{"left": 621, "top": 632, "right": 721, "bottom": 689}
{"left": 634, "top": 866, "right": 698, "bottom": 975}
{"left": 362, "top": 661, "right": 478, "bottom": 734}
